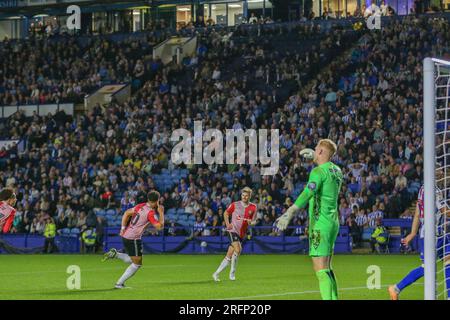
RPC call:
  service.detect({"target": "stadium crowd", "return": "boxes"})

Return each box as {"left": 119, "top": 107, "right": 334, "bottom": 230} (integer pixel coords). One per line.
{"left": 0, "top": 21, "right": 327, "bottom": 107}
{"left": 0, "top": 14, "right": 448, "bottom": 251}
{"left": 0, "top": 35, "right": 162, "bottom": 106}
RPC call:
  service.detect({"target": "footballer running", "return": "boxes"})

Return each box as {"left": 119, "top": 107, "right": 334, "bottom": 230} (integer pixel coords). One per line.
{"left": 102, "top": 190, "right": 164, "bottom": 289}
{"left": 212, "top": 187, "right": 257, "bottom": 281}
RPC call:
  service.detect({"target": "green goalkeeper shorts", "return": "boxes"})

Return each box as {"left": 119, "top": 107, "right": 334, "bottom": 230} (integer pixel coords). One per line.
{"left": 308, "top": 222, "right": 339, "bottom": 257}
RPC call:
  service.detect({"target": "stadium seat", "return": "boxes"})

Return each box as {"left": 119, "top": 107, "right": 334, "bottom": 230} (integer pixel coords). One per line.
{"left": 94, "top": 208, "right": 105, "bottom": 215}
{"left": 410, "top": 181, "right": 421, "bottom": 189}
{"left": 132, "top": 79, "right": 141, "bottom": 88}
{"left": 60, "top": 228, "right": 70, "bottom": 234}
{"left": 295, "top": 183, "right": 304, "bottom": 189}
{"left": 362, "top": 228, "right": 374, "bottom": 241}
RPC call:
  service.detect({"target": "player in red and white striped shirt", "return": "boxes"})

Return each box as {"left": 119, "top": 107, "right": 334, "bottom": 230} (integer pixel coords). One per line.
{"left": 0, "top": 188, "right": 17, "bottom": 234}
{"left": 102, "top": 191, "right": 164, "bottom": 289}
{"left": 213, "top": 187, "right": 257, "bottom": 281}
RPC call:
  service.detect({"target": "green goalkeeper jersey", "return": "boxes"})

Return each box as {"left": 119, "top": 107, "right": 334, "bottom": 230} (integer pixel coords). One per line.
{"left": 294, "top": 161, "right": 343, "bottom": 229}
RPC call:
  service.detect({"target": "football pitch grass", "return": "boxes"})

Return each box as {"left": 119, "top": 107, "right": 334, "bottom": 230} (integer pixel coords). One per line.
{"left": 0, "top": 254, "right": 424, "bottom": 300}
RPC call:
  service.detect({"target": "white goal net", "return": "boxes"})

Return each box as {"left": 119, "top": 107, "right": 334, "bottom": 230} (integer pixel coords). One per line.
{"left": 424, "top": 57, "right": 450, "bottom": 300}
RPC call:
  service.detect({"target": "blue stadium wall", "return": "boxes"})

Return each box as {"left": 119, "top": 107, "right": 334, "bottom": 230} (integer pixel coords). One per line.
{"left": 0, "top": 220, "right": 419, "bottom": 254}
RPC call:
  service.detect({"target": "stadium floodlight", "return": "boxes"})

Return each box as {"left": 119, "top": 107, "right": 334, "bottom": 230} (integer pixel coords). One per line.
{"left": 423, "top": 57, "right": 450, "bottom": 300}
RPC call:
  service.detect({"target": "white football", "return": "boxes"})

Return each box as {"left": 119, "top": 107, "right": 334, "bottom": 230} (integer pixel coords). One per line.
{"left": 299, "top": 148, "right": 315, "bottom": 160}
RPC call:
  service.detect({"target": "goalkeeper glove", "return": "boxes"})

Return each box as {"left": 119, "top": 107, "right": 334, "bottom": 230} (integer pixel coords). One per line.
{"left": 276, "top": 205, "right": 299, "bottom": 231}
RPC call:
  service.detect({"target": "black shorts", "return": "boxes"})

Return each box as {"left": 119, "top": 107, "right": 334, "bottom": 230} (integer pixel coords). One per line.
{"left": 227, "top": 232, "right": 242, "bottom": 245}
{"left": 122, "top": 238, "right": 143, "bottom": 257}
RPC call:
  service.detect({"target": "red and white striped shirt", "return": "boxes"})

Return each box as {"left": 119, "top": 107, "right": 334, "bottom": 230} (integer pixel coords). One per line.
{"left": 0, "top": 201, "right": 16, "bottom": 233}
{"left": 226, "top": 201, "right": 257, "bottom": 239}
{"left": 122, "top": 203, "right": 160, "bottom": 240}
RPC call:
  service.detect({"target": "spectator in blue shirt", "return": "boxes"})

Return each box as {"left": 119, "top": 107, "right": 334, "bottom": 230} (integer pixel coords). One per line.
{"left": 348, "top": 176, "right": 361, "bottom": 194}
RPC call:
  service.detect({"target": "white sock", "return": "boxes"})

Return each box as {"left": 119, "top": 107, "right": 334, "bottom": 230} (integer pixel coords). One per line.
{"left": 116, "top": 252, "right": 132, "bottom": 264}
{"left": 215, "top": 257, "right": 231, "bottom": 274}
{"left": 116, "top": 263, "right": 141, "bottom": 285}
{"left": 230, "top": 253, "right": 239, "bottom": 274}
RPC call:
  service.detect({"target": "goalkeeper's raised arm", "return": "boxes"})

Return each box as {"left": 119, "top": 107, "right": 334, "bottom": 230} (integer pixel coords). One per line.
{"left": 276, "top": 140, "right": 343, "bottom": 235}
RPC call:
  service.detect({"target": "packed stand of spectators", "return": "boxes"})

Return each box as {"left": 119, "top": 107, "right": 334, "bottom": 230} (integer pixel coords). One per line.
{"left": 0, "top": 20, "right": 355, "bottom": 237}
{"left": 0, "top": 36, "right": 163, "bottom": 106}
{"left": 0, "top": 16, "right": 448, "bottom": 244}
{"left": 0, "top": 19, "right": 326, "bottom": 107}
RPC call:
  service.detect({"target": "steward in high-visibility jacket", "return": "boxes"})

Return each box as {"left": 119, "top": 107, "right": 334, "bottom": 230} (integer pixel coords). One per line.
{"left": 370, "top": 219, "right": 389, "bottom": 253}
{"left": 372, "top": 226, "right": 388, "bottom": 244}
{"left": 82, "top": 228, "right": 97, "bottom": 253}
{"left": 43, "top": 218, "right": 57, "bottom": 254}
{"left": 44, "top": 221, "right": 56, "bottom": 238}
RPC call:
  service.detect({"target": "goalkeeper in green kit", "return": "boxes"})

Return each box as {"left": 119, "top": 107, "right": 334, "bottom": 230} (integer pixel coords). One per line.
{"left": 276, "top": 139, "right": 343, "bottom": 300}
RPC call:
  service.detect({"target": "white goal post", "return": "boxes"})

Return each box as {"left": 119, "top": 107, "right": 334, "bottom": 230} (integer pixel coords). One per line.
{"left": 423, "top": 57, "right": 450, "bottom": 300}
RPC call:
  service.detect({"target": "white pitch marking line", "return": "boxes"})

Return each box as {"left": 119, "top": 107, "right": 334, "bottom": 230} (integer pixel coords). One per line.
{"left": 0, "top": 264, "right": 188, "bottom": 276}
{"left": 218, "top": 283, "right": 423, "bottom": 300}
